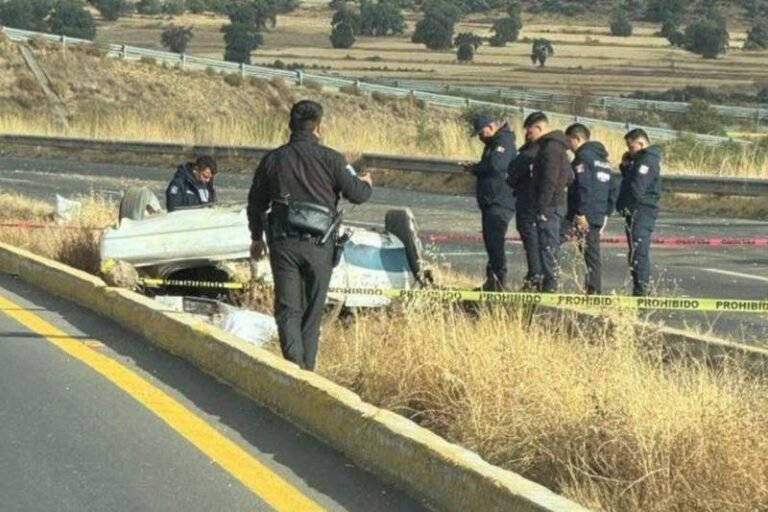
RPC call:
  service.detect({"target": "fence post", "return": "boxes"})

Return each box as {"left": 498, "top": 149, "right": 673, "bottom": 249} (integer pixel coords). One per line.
{"left": 296, "top": 70, "right": 303, "bottom": 86}
{"left": 60, "top": 35, "right": 66, "bottom": 52}
{"left": 465, "top": 98, "right": 471, "bottom": 108}
{"left": 180, "top": 53, "right": 186, "bottom": 70}
{"left": 120, "top": 44, "right": 127, "bottom": 59}
{"left": 240, "top": 62, "right": 246, "bottom": 78}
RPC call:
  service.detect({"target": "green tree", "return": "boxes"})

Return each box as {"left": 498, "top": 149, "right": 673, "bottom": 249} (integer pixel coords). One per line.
{"left": 0, "top": 0, "right": 54, "bottom": 31}
{"left": 188, "top": 0, "right": 207, "bottom": 13}
{"left": 610, "top": 5, "right": 633, "bottom": 36}
{"left": 330, "top": 21, "right": 355, "bottom": 48}
{"left": 489, "top": 16, "right": 520, "bottom": 46}
{"left": 161, "top": 24, "right": 194, "bottom": 52}
{"left": 227, "top": 0, "right": 276, "bottom": 30}
{"left": 137, "top": 0, "right": 163, "bottom": 14}
{"left": 221, "top": 21, "right": 263, "bottom": 63}
{"left": 163, "top": 0, "right": 187, "bottom": 15}
{"left": 456, "top": 42, "right": 474, "bottom": 61}
{"left": 91, "top": 0, "right": 129, "bottom": 21}
{"left": 744, "top": 17, "right": 768, "bottom": 50}
{"left": 359, "top": 0, "right": 405, "bottom": 36}
{"left": 454, "top": 32, "right": 482, "bottom": 50}
{"left": 331, "top": 3, "right": 361, "bottom": 33}
{"left": 50, "top": 0, "right": 96, "bottom": 39}
{"left": 684, "top": 17, "right": 728, "bottom": 58}
{"left": 645, "top": 0, "right": 690, "bottom": 22}
{"left": 412, "top": 14, "right": 454, "bottom": 49}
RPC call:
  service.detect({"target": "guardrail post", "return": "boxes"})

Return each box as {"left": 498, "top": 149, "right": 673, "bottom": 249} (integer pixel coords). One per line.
{"left": 465, "top": 98, "right": 471, "bottom": 108}
{"left": 296, "top": 70, "right": 303, "bottom": 86}
{"left": 120, "top": 44, "right": 126, "bottom": 59}
{"left": 240, "top": 62, "right": 245, "bottom": 78}
{"left": 180, "top": 53, "right": 186, "bottom": 69}
{"left": 354, "top": 79, "right": 361, "bottom": 89}
{"left": 60, "top": 35, "right": 66, "bottom": 52}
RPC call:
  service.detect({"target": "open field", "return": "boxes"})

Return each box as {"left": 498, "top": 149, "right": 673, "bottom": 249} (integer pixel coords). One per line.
{"left": 1, "top": 191, "right": 766, "bottom": 512}
{"left": 92, "top": 6, "right": 768, "bottom": 96}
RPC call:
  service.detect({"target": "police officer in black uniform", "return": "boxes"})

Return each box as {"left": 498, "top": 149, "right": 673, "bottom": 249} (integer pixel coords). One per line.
{"left": 563, "top": 123, "right": 618, "bottom": 295}
{"left": 463, "top": 114, "right": 517, "bottom": 291}
{"left": 616, "top": 128, "right": 662, "bottom": 297}
{"left": 525, "top": 112, "right": 573, "bottom": 293}
{"left": 165, "top": 155, "right": 218, "bottom": 212}
{"left": 247, "top": 101, "right": 373, "bottom": 371}
{"left": 507, "top": 132, "right": 542, "bottom": 290}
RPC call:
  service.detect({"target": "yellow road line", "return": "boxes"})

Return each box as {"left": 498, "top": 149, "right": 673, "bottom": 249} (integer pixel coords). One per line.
{"left": 0, "top": 291, "right": 325, "bottom": 512}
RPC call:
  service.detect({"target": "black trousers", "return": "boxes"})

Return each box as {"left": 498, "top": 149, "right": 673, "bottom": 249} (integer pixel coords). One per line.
{"left": 625, "top": 211, "right": 656, "bottom": 297}
{"left": 269, "top": 236, "right": 335, "bottom": 371}
{"left": 561, "top": 221, "right": 603, "bottom": 295}
{"left": 515, "top": 207, "right": 542, "bottom": 288}
{"left": 537, "top": 206, "right": 565, "bottom": 293}
{"left": 480, "top": 205, "right": 514, "bottom": 290}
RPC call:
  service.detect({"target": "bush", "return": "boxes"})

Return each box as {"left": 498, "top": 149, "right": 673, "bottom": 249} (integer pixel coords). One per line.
{"left": 339, "top": 84, "right": 363, "bottom": 96}
{"left": 223, "top": 73, "right": 244, "bottom": 87}
{"left": 330, "top": 22, "right": 356, "bottom": 49}
{"left": 161, "top": 25, "right": 193, "bottom": 53}
{"left": 304, "top": 79, "right": 323, "bottom": 92}
{"left": 139, "top": 56, "right": 157, "bottom": 65}
{"left": 454, "top": 32, "right": 482, "bottom": 51}
{"left": 50, "top": 0, "right": 97, "bottom": 40}
{"left": 136, "top": 0, "right": 163, "bottom": 15}
{"left": 371, "top": 91, "right": 395, "bottom": 103}
{"left": 456, "top": 42, "right": 474, "bottom": 62}
{"left": 162, "top": 0, "right": 186, "bottom": 15}
{"left": 0, "top": 0, "right": 53, "bottom": 32}
{"left": 16, "top": 76, "right": 39, "bottom": 93}
{"left": 744, "top": 17, "right": 768, "bottom": 50}
{"left": 359, "top": 0, "right": 405, "bottom": 36}
{"left": 187, "top": 0, "right": 207, "bottom": 14}
{"left": 489, "top": 16, "right": 520, "bottom": 47}
{"left": 221, "top": 22, "right": 263, "bottom": 64}
{"left": 645, "top": 0, "right": 691, "bottom": 23}
{"left": 674, "top": 99, "right": 725, "bottom": 135}
{"left": 412, "top": 13, "right": 454, "bottom": 50}
{"left": 610, "top": 5, "right": 633, "bottom": 37}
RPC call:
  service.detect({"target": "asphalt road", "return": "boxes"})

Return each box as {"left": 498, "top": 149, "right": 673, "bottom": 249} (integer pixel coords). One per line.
{"left": 0, "top": 274, "right": 427, "bottom": 512}
{"left": 0, "top": 156, "right": 767, "bottom": 343}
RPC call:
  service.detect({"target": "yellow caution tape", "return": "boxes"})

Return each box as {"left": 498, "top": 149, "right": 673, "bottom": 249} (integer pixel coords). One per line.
{"left": 142, "top": 278, "right": 245, "bottom": 290}
{"left": 327, "top": 287, "right": 768, "bottom": 314}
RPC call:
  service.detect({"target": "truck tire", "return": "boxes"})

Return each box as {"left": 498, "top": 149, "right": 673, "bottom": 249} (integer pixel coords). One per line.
{"left": 119, "top": 187, "right": 163, "bottom": 221}
{"left": 385, "top": 208, "right": 424, "bottom": 282}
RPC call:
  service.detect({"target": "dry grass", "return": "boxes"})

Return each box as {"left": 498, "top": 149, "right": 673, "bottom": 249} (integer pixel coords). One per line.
{"left": 317, "top": 303, "right": 768, "bottom": 512}
{"left": 0, "top": 193, "right": 115, "bottom": 273}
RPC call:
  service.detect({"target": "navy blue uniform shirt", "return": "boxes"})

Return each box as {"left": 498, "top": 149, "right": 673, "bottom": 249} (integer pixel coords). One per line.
{"left": 616, "top": 145, "right": 663, "bottom": 214}
{"left": 470, "top": 123, "right": 517, "bottom": 210}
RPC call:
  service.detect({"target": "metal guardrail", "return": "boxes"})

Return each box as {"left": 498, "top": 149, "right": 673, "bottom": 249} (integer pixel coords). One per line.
{"left": 1, "top": 134, "right": 766, "bottom": 197}
{"left": 383, "top": 80, "right": 768, "bottom": 123}
{"left": 0, "top": 25, "right": 754, "bottom": 148}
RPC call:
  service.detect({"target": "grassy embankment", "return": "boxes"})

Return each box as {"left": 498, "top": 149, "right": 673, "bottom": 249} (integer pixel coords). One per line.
{"left": 0, "top": 191, "right": 766, "bottom": 512}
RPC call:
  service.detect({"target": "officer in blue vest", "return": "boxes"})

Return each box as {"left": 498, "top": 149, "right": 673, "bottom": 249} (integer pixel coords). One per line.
{"left": 463, "top": 113, "right": 517, "bottom": 291}
{"left": 562, "top": 123, "right": 618, "bottom": 295}
{"left": 616, "top": 128, "right": 663, "bottom": 297}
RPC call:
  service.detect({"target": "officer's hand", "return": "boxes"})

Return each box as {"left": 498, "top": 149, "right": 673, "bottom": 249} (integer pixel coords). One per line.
{"left": 574, "top": 215, "right": 589, "bottom": 233}
{"left": 360, "top": 172, "right": 373, "bottom": 186}
{"left": 600, "top": 217, "right": 609, "bottom": 235}
{"left": 537, "top": 214, "right": 548, "bottom": 223}
{"left": 461, "top": 162, "right": 474, "bottom": 174}
{"left": 621, "top": 152, "right": 631, "bottom": 166}
{"left": 250, "top": 240, "right": 267, "bottom": 261}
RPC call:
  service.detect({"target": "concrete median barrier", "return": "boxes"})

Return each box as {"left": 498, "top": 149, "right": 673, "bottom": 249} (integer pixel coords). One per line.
{"left": 0, "top": 241, "right": 589, "bottom": 512}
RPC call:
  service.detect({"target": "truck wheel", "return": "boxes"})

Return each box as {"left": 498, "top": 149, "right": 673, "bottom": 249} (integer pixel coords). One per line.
{"left": 385, "top": 208, "right": 425, "bottom": 282}
{"left": 119, "top": 187, "right": 162, "bottom": 221}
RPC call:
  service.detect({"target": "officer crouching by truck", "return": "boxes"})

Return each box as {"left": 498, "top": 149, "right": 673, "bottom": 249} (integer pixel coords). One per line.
{"left": 562, "top": 123, "right": 618, "bottom": 295}
{"left": 616, "top": 128, "right": 662, "bottom": 297}
{"left": 247, "top": 100, "right": 373, "bottom": 371}
{"left": 462, "top": 113, "right": 517, "bottom": 291}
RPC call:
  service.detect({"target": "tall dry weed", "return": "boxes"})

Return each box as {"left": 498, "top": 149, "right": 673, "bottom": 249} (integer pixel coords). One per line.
{"left": 319, "top": 303, "right": 768, "bottom": 512}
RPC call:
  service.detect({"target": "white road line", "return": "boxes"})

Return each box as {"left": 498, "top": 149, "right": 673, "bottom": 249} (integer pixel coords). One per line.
{"left": 702, "top": 268, "right": 768, "bottom": 283}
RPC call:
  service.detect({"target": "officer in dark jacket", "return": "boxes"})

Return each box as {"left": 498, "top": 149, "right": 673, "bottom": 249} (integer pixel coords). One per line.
{"left": 525, "top": 112, "right": 573, "bottom": 293}
{"left": 165, "top": 156, "right": 218, "bottom": 212}
{"left": 616, "top": 128, "right": 662, "bottom": 297}
{"left": 563, "top": 123, "right": 618, "bottom": 295}
{"left": 463, "top": 114, "right": 517, "bottom": 291}
{"left": 247, "top": 101, "right": 373, "bottom": 371}
{"left": 507, "top": 136, "right": 541, "bottom": 290}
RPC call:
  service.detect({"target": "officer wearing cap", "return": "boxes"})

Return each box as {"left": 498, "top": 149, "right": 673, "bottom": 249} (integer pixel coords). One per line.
{"left": 562, "top": 123, "right": 618, "bottom": 295}
{"left": 247, "top": 100, "right": 373, "bottom": 371}
{"left": 616, "top": 128, "right": 662, "bottom": 297}
{"left": 462, "top": 113, "right": 517, "bottom": 291}
{"left": 524, "top": 112, "right": 573, "bottom": 293}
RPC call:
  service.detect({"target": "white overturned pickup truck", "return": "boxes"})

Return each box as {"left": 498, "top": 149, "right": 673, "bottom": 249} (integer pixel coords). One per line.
{"left": 99, "top": 188, "right": 426, "bottom": 308}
